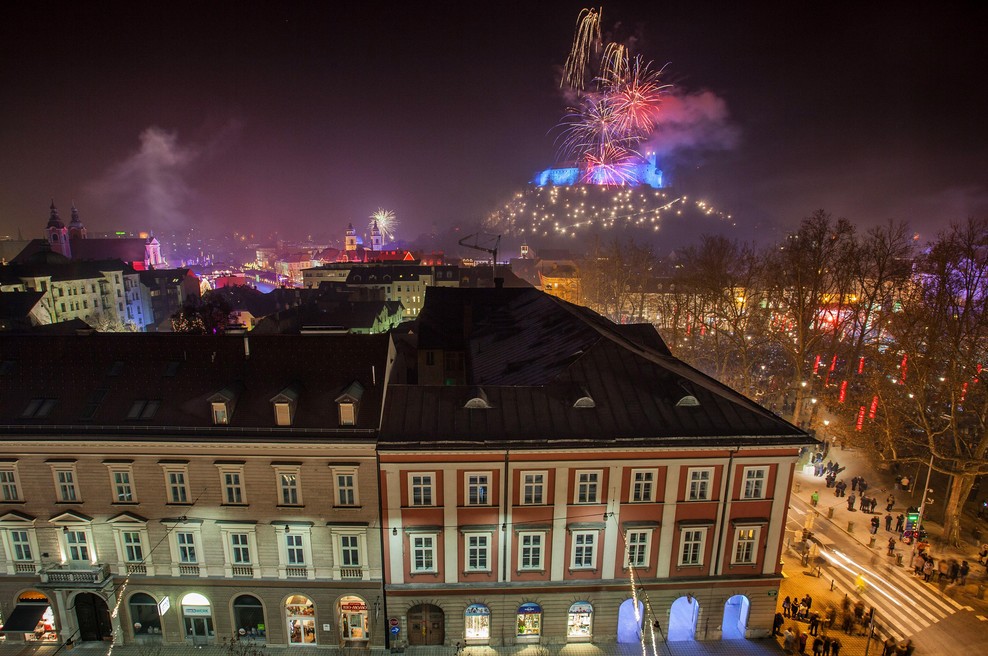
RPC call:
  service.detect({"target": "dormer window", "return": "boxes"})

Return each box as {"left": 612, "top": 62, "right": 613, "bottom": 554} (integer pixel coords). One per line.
{"left": 464, "top": 387, "right": 491, "bottom": 409}
{"left": 208, "top": 385, "right": 242, "bottom": 426}
{"left": 573, "top": 386, "right": 595, "bottom": 408}
{"left": 270, "top": 385, "right": 300, "bottom": 427}
{"left": 335, "top": 382, "right": 364, "bottom": 427}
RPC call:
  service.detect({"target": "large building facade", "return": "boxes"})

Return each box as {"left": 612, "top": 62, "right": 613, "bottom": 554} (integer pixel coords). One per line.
{"left": 0, "top": 287, "right": 810, "bottom": 651}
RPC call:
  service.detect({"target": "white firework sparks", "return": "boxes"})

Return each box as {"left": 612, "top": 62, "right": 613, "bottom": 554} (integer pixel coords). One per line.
{"left": 370, "top": 208, "right": 398, "bottom": 242}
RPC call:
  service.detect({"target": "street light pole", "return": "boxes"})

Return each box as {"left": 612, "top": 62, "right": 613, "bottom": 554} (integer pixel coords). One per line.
{"left": 909, "top": 454, "right": 935, "bottom": 564}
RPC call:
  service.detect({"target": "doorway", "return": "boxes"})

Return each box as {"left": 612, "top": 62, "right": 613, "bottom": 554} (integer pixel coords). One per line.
{"left": 721, "top": 595, "right": 750, "bottom": 639}
{"left": 407, "top": 604, "right": 444, "bottom": 646}
{"left": 74, "top": 593, "right": 112, "bottom": 642}
{"left": 668, "top": 596, "right": 700, "bottom": 641}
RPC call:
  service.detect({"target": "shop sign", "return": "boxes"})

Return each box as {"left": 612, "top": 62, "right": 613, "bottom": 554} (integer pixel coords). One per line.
{"left": 340, "top": 602, "right": 366, "bottom": 612}
{"left": 183, "top": 605, "right": 211, "bottom": 616}
{"left": 518, "top": 603, "right": 541, "bottom": 614}
{"left": 157, "top": 597, "right": 170, "bottom": 615}
{"left": 465, "top": 604, "right": 490, "bottom": 616}
{"left": 569, "top": 602, "right": 592, "bottom": 614}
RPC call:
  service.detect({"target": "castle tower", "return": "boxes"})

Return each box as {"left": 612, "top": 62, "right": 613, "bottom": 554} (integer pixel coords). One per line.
{"left": 68, "top": 203, "right": 87, "bottom": 240}
{"left": 46, "top": 200, "right": 71, "bottom": 259}
{"left": 370, "top": 220, "right": 383, "bottom": 251}
{"left": 345, "top": 223, "right": 357, "bottom": 252}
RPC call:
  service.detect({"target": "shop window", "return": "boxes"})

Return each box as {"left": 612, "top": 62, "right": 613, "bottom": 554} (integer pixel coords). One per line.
{"left": 339, "top": 596, "right": 368, "bottom": 641}
{"left": 516, "top": 603, "right": 542, "bottom": 638}
{"left": 286, "top": 595, "right": 316, "bottom": 645}
{"left": 464, "top": 604, "right": 490, "bottom": 640}
{"left": 567, "top": 602, "right": 593, "bottom": 639}
{"left": 129, "top": 592, "right": 162, "bottom": 641}
{"left": 233, "top": 595, "right": 265, "bottom": 643}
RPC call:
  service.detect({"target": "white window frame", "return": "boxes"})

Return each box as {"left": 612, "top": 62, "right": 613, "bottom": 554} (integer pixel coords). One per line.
{"left": 106, "top": 463, "right": 137, "bottom": 503}
{"left": 686, "top": 467, "right": 713, "bottom": 501}
{"left": 409, "top": 472, "right": 435, "bottom": 507}
{"left": 50, "top": 463, "right": 80, "bottom": 502}
{"left": 574, "top": 470, "right": 601, "bottom": 504}
{"left": 56, "top": 524, "right": 96, "bottom": 564}
{"left": 732, "top": 526, "right": 761, "bottom": 565}
{"left": 631, "top": 469, "right": 656, "bottom": 503}
{"left": 107, "top": 515, "right": 153, "bottom": 574}
{"left": 175, "top": 531, "right": 199, "bottom": 563}
{"left": 465, "top": 472, "right": 491, "bottom": 506}
{"left": 217, "top": 464, "right": 247, "bottom": 505}
{"left": 465, "top": 532, "right": 491, "bottom": 572}
{"left": 411, "top": 533, "right": 437, "bottom": 573}
{"left": 274, "top": 524, "right": 313, "bottom": 578}
{"left": 285, "top": 533, "right": 305, "bottom": 565}
{"left": 161, "top": 464, "right": 191, "bottom": 504}
{"left": 274, "top": 465, "right": 302, "bottom": 506}
{"left": 230, "top": 533, "right": 251, "bottom": 563}
{"left": 0, "top": 522, "right": 40, "bottom": 574}
{"left": 679, "top": 527, "right": 708, "bottom": 567}
{"left": 518, "top": 531, "right": 545, "bottom": 571}
{"left": 741, "top": 466, "right": 768, "bottom": 500}
{"left": 332, "top": 468, "right": 359, "bottom": 507}
{"left": 330, "top": 528, "right": 367, "bottom": 579}
{"left": 570, "top": 531, "right": 597, "bottom": 569}
{"left": 0, "top": 464, "right": 22, "bottom": 502}
{"left": 339, "top": 534, "right": 361, "bottom": 567}
{"left": 625, "top": 529, "right": 652, "bottom": 568}
{"left": 521, "top": 471, "right": 546, "bottom": 505}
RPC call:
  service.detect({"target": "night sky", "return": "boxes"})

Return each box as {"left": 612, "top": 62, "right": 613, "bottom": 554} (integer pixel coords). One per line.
{"left": 1, "top": 1, "right": 986, "bottom": 248}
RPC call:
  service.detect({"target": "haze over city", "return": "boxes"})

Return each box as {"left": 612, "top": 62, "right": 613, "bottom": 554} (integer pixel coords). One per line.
{"left": 1, "top": 1, "right": 986, "bottom": 247}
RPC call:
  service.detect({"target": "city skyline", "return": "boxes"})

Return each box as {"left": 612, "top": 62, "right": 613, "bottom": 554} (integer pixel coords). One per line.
{"left": 1, "top": 1, "right": 986, "bottom": 245}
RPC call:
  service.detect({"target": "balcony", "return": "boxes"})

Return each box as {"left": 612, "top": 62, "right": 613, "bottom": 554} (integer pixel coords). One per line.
{"left": 126, "top": 564, "right": 148, "bottom": 575}
{"left": 286, "top": 566, "right": 308, "bottom": 578}
{"left": 339, "top": 567, "right": 364, "bottom": 580}
{"left": 231, "top": 565, "right": 254, "bottom": 578}
{"left": 40, "top": 563, "right": 110, "bottom": 587}
{"left": 178, "top": 564, "right": 201, "bottom": 576}
{"left": 14, "top": 563, "right": 39, "bottom": 574}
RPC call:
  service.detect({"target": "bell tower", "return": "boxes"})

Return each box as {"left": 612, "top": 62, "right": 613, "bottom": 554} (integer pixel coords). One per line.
{"left": 46, "top": 200, "right": 71, "bottom": 258}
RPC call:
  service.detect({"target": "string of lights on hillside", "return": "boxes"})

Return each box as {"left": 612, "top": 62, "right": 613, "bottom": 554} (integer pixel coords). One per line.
{"left": 485, "top": 185, "right": 734, "bottom": 238}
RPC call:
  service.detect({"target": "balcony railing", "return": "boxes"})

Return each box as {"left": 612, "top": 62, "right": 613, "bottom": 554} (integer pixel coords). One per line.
{"left": 127, "top": 563, "right": 148, "bottom": 575}
{"left": 40, "top": 563, "right": 110, "bottom": 586}
{"left": 178, "top": 564, "right": 201, "bottom": 576}
{"left": 286, "top": 566, "right": 308, "bottom": 578}
{"left": 231, "top": 565, "right": 254, "bottom": 577}
{"left": 15, "top": 562, "right": 38, "bottom": 574}
{"left": 339, "top": 567, "right": 364, "bottom": 580}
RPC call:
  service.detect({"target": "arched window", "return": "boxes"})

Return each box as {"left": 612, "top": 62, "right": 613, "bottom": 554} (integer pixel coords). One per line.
{"left": 285, "top": 595, "right": 316, "bottom": 645}
{"left": 516, "top": 603, "right": 541, "bottom": 638}
{"left": 129, "top": 593, "right": 162, "bottom": 640}
{"left": 233, "top": 595, "right": 265, "bottom": 642}
{"left": 338, "top": 595, "right": 368, "bottom": 641}
{"left": 464, "top": 604, "right": 490, "bottom": 640}
{"left": 567, "top": 602, "right": 593, "bottom": 639}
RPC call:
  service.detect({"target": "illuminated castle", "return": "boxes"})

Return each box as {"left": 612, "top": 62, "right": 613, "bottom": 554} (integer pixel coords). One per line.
{"left": 532, "top": 151, "right": 665, "bottom": 189}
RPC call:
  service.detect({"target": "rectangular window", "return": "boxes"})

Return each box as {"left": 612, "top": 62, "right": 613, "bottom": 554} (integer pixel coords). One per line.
{"left": 631, "top": 469, "right": 656, "bottom": 502}
{"left": 11, "top": 530, "right": 32, "bottom": 561}
{"left": 177, "top": 532, "right": 197, "bottom": 563}
{"left": 627, "top": 530, "right": 650, "bottom": 567}
{"left": 0, "top": 467, "right": 21, "bottom": 501}
{"left": 163, "top": 466, "right": 190, "bottom": 503}
{"left": 55, "top": 468, "right": 79, "bottom": 502}
{"left": 466, "top": 473, "right": 490, "bottom": 506}
{"left": 571, "top": 531, "right": 596, "bottom": 569}
{"left": 519, "top": 532, "right": 544, "bottom": 570}
{"left": 110, "top": 469, "right": 135, "bottom": 502}
{"left": 340, "top": 535, "right": 360, "bottom": 567}
{"left": 286, "top": 534, "right": 304, "bottom": 565}
{"left": 222, "top": 471, "right": 244, "bottom": 504}
{"left": 412, "top": 535, "right": 436, "bottom": 572}
{"left": 280, "top": 472, "right": 300, "bottom": 505}
{"left": 466, "top": 533, "right": 490, "bottom": 571}
{"left": 123, "top": 531, "right": 144, "bottom": 562}
{"left": 575, "top": 471, "right": 600, "bottom": 504}
{"left": 335, "top": 471, "right": 357, "bottom": 506}
{"left": 742, "top": 467, "right": 767, "bottom": 500}
{"left": 231, "top": 533, "right": 251, "bottom": 564}
{"left": 66, "top": 530, "right": 89, "bottom": 561}
{"left": 522, "top": 472, "right": 545, "bottom": 505}
{"left": 733, "top": 527, "right": 759, "bottom": 564}
{"left": 410, "top": 473, "right": 434, "bottom": 506}
{"left": 680, "top": 528, "right": 706, "bottom": 566}
{"left": 687, "top": 468, "right": 713, "bottom": 501}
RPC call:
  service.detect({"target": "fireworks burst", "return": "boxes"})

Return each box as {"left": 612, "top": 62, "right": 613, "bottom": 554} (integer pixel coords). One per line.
{"left": 561, "top": 7, "right": 602, "bottom": 91}
{"left": 370, "top": 208, "right": 398, "bottom": 242}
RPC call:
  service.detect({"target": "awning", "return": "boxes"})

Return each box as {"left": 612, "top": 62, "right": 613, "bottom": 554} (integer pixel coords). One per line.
{"left": 0, "top": 604, "right": 48, "bottom": 633}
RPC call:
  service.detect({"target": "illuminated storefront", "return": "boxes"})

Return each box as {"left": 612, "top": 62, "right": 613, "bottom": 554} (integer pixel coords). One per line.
{"left": 464, "top": 604, "right": 490, "bottom": 642}
{"left": 128, "top": 593, "right": 162, "bottom": 642}
{"left": 567, "top": 602, "right": 593, "bottom": 640}
{"left": 0, "top": 591, "right": 57, "bottom": 642}
{"left": 338, "top": 596, "right": 368, "bottom": 641}
{"left": 285, "top": 595, "right": 316, "bottom": 645}
{"left": 181, "top": 593, "right": 214, "bottom": 645}
{"left": 516, "top": 603, "right": 541, "bottom": 640}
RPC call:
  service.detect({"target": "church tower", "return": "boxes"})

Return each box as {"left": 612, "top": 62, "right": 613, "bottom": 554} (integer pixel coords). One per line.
{"left": 345, "top": 223, "right": 357, "bottom": 252}
{"left": 370, "top": 220, "right": 383, "bottom": 251}
{"left": 68, "top": 203, "right": 87, "bottom": 240}
{"left": 46, "top": 201, "right": 71, "bottom": 258}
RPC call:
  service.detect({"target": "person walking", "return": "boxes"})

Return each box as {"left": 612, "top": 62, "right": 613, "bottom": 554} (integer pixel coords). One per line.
{"left": 848, "top": 494, "right": 856, "bottom": 511}
{"left": 885, "top": 512, "right": 893, "bottom": 531}
{"left": 783, "top": 627, "right": 796, "bottom": 655}
{"left": 923, "top": 557, "right": 934, "bottom": 582}
{"left": 887, "top": 536, "right": 896, "bottom": 556}
{"left": 774, "top": 612, "right": 785, "bottom": 636}
{"left": 851, "top": 476, "right": 859, "bottom": 492}
{"left": 813, "top": 635, "right": 824, "bottom": 656}
{"left": 960, "top": 560, "right": 970, "bottom": 584}
{"left": 830, "top": 636, "right": 842, "bottom": 656}
{"left": 895, "top": 513, "right": 905, "bottom": 533}
{"left": 871, "top": 515, "right": 880, "bottom": 534}
{"left": 822, "top": 635, "right": 833, "bottom": 656}
{"left": 809, "top": 611, "right": 820, "bottom": 635}
{"left": 811, "top": 490, "right": 820, "bottom": 506}
{"left": 859, "top": 479, "right": 869, "bottom": 495}
{"left": 783, "top": 595, "right": 792, "bottom": 618}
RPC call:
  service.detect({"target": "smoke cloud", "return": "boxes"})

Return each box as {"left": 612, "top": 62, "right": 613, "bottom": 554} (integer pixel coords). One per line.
{"left": 88, "top": 123, "right": 240, "bottom": 230}
{"left": 646, "top": 89, "right": 740, "bottom": 157}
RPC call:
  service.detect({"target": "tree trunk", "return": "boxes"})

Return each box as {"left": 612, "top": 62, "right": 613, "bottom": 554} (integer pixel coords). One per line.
{"left": 942, "top": 471, "right": 975, "bottom": 547}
